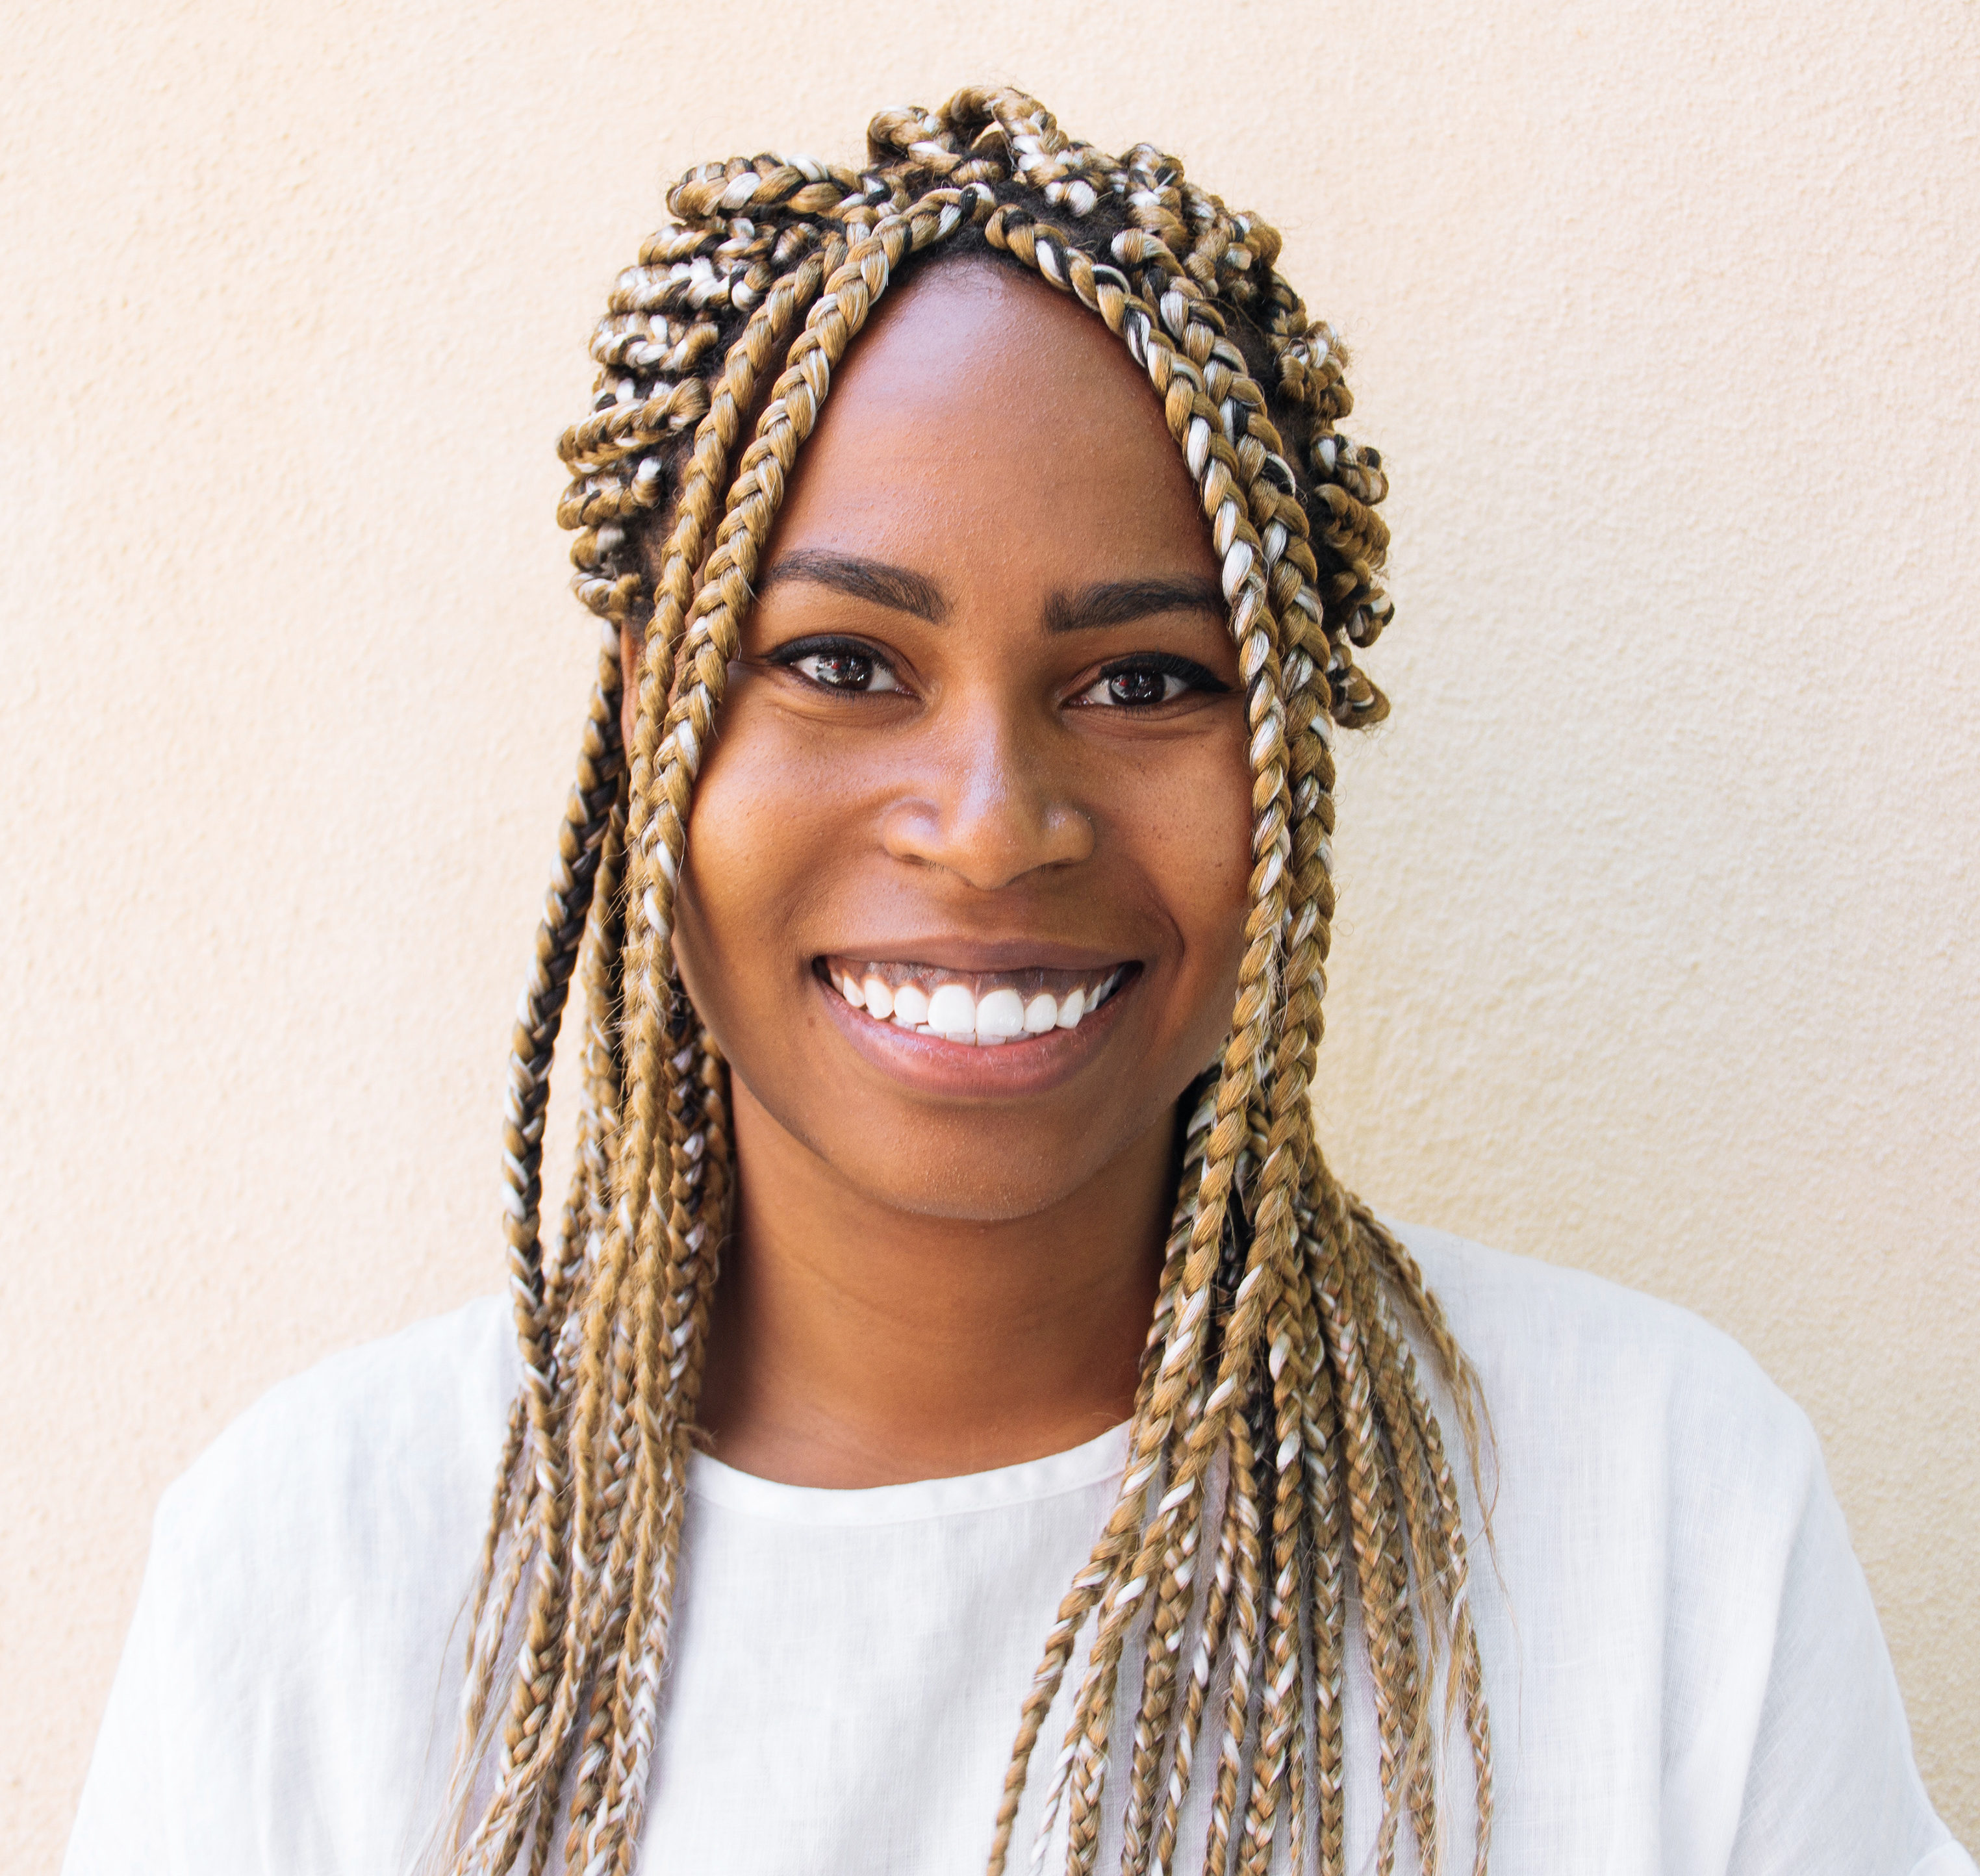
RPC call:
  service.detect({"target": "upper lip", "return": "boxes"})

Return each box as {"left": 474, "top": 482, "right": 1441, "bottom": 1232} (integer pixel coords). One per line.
{"left": 814, "top": 936, "right": 1136, "bottom": 973}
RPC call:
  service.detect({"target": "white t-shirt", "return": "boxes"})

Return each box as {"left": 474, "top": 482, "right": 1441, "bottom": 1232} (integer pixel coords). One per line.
{"left": 64, "top": 1224, "right": 1972, "bottom": 1876}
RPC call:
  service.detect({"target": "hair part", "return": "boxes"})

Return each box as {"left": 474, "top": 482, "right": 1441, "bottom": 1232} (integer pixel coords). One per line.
{"left": 442, "top": 85, "right": 1491, "bottom": 1876}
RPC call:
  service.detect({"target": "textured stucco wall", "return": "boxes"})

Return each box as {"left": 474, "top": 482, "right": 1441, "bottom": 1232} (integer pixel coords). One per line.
{"left": 3, "top": 1, "right": 1974, "bottom": 1863}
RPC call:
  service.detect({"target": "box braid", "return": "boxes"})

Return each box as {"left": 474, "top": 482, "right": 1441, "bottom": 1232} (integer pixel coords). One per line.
{"left": 437, "top": 86, "right": 1493, "bottom": 1876}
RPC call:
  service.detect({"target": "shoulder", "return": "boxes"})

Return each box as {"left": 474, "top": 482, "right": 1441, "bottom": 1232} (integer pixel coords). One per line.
{"left": 131, "top": 1289, "right": 520, "bottom": 1731}
{"left": 1380, "top": 1224, "right": 1953, "bottom": 1868}
{"left": 1385, "top": 1215, "right": 1838, "bottom": 1685}
{"left": 1395, "top": 1214, "right": 1782, "bottom": 1384}
{"left": 153, "top": 1288, "right": 517, "bottom": 1578}
{"left": 1390, "top": 1216, "right": 1821, "bottom": 1497}
{"left": 70, "top": 1294, "right": 518, "bottom": 1873}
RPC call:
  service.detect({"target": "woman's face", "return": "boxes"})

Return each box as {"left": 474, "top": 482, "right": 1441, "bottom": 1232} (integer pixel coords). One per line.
{"left": 644, "top": 259, "right": 1253, "bottom": 1223}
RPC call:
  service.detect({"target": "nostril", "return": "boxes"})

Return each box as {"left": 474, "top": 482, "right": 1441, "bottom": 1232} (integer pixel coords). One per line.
{"left": 878, "top": 792, "right": 1094, "bottom": 890}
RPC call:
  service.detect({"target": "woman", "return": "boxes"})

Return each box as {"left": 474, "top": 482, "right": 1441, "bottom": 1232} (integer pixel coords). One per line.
{"left": 65, "top": 87, "right": 1968, "bottom": 1876}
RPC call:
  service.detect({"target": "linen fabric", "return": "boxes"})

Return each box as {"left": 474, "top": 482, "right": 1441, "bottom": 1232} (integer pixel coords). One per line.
{"left": 64, "top": 1224, "right": 1973, "bottom": 1875}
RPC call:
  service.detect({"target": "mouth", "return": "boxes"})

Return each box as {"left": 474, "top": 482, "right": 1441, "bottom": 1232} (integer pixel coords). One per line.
{"left": 816, "top": 956, "right": 1132, "bottom": 1045}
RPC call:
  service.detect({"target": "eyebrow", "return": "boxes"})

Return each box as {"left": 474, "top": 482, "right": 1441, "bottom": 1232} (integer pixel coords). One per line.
{"left": 1041, "top": 576, "right": 1226, "bottom": 635}
{"left": 757, "top": 550, "right": 948, "bottom": 622}
{"left": 757, "top": 550, "right": 1227, "bottom": 637}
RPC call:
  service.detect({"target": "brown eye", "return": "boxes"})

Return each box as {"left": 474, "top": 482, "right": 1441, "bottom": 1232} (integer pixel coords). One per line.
{"left": 1071, "top": 653, "right": 1224, "bottom": 709}
{"left": 785, "top": 644, "right": 902, "bottom": 694}
{"left": 1102, "top": 667, "right": 1174, "bottom": 707}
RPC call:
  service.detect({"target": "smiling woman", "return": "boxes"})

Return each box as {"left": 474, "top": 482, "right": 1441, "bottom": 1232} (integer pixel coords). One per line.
{"left": 665, "top": 262, "right": 1254, "bottom": 1344}
{"left": 62, "top": 85, "right": 1970, "bottom": 1876}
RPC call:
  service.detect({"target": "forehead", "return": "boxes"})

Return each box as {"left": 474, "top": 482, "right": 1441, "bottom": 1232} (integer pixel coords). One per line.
{"left": 760, "top": 258, "right": 1208, "bottom": 579}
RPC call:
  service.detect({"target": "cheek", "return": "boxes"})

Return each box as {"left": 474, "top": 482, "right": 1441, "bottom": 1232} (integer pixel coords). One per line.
{"left": 1095, "top": 725, "right": 1256, "bottom": 1061}
{"left": 1193, "top": 763, "right": 1260, "bottom": 1015}
{"left": 1208, "top": 747, "right": 1260, "bottom": 910}
{"left": 1148, "top": 734, "right": 1256, "bottom": 961}
{"left": 668, "top": 701, "right": 836, "bottom": 1041}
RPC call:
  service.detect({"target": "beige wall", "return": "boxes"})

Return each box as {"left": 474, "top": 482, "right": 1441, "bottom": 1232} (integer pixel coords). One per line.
{"left": 4, "top": 0, "right": 1974, "bottom": 1861}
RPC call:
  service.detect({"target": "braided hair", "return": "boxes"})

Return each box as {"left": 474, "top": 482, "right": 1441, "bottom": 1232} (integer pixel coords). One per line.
{"left": 444, "top": 85, "right": 1491, "bottom": 1876}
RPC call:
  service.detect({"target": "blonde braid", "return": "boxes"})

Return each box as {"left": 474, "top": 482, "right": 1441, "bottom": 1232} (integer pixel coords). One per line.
{"left": 555, "top": 218, "right": 844, "bottom": 1803}
{"left": 565, "top": 179, "right": 996, "bottom": 1876}
{"left": 1345, "top": 1219, "right": 1494, "bottom": 1873}
{"left": 448, "top": 87, "right": 1491, "bottom": 1876}
{"left": 1294, "top": 1246, "right": 1349, "bottom": 1876}
{"left": 1058, "top": 1082, "right": 1215, "bottom": 1876}
{"left": 1201, "top": 1396, "right": 1269, "bottom": 1875}
{"left": 562, "top": 804, "right": 627, "bottom": 1321}
{"left": 441, "top": 195, "right": 836, "bottom": 1873}
{"left": 1348, "top": 1260, "right": 1458, "bottom": 1824}
{"left": 1153, "top": 1450, "right": 1243, "bottom": 1876}
{"left": 987, "top": 149, "right": 1383, "bottom": 1875}
{"left": 1237, "top": 1275, "right": 1315, "bottom": 1876}
{"left": 985, "top": 176, "right": 1310, "bottom": 1866}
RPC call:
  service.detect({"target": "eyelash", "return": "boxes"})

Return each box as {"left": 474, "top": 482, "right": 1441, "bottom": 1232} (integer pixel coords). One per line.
{"left": 1074, "top": 652, "right": 1229, "bottom": 709}
{"left": 767, "top": 636, "right": 902, "bottom": 694}
{"left": 765, "top": 637, "right": 1229, "bottom": 708}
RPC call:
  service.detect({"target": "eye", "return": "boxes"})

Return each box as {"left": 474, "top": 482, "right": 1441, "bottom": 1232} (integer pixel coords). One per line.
{"left": 1071, "top": 653, "right": 1228, "bottom": 709}
{"left": 772, "top": 637, "right": 903, "bottom": 694}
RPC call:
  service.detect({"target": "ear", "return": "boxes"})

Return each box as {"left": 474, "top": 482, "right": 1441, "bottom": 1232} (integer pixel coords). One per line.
{"left": 618, "top": 616, "right": 644, "bottom": 755}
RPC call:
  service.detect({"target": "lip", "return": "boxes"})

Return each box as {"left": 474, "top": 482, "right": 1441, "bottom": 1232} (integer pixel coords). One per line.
{"left": 815, "top": 960, "right": 1141, "bottom": 1100}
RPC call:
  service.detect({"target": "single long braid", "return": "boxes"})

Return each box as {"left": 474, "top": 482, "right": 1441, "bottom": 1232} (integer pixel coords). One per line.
{"left": 442, "top": 87, "right": 1491, "bottom": 1876}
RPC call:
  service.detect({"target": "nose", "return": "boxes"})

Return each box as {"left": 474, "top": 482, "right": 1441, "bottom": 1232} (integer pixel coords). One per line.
{"left": 878, "top": 701, "right": 1094, "bottom": 889}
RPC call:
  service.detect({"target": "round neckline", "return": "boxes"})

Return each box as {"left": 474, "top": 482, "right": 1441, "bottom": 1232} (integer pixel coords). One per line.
{"left": 687, "top": 1419, "right": 1134, "bottom": 1527}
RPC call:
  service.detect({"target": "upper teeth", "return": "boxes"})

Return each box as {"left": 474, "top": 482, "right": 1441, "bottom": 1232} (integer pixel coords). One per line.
{"left": 829, "top": 963, "right": 1124, "bottom": 1043}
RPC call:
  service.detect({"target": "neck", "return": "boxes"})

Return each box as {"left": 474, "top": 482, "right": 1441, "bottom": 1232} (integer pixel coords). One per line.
{"left": 694, "top": 1077, "right": 1175, "bottom": 1487}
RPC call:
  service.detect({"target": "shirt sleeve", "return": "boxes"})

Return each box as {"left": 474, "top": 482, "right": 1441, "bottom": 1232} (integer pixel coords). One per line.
{"left": 61, "top": 1445, "right": 312, "bottom": 1876}
{"left": 1724, "top": 1428, "right": 1974, "bottom": 1876}
{"left": 61, "top": 1297, "right": 513, "bottom": 1876}
{"left": 63, "top": 1491, "right": 187, "bottom": 1876}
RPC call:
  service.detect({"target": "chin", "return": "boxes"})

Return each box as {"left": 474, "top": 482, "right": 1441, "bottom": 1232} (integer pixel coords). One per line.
{"left": 824, "top": 1117, "right": 1138, "bottom": 1226}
